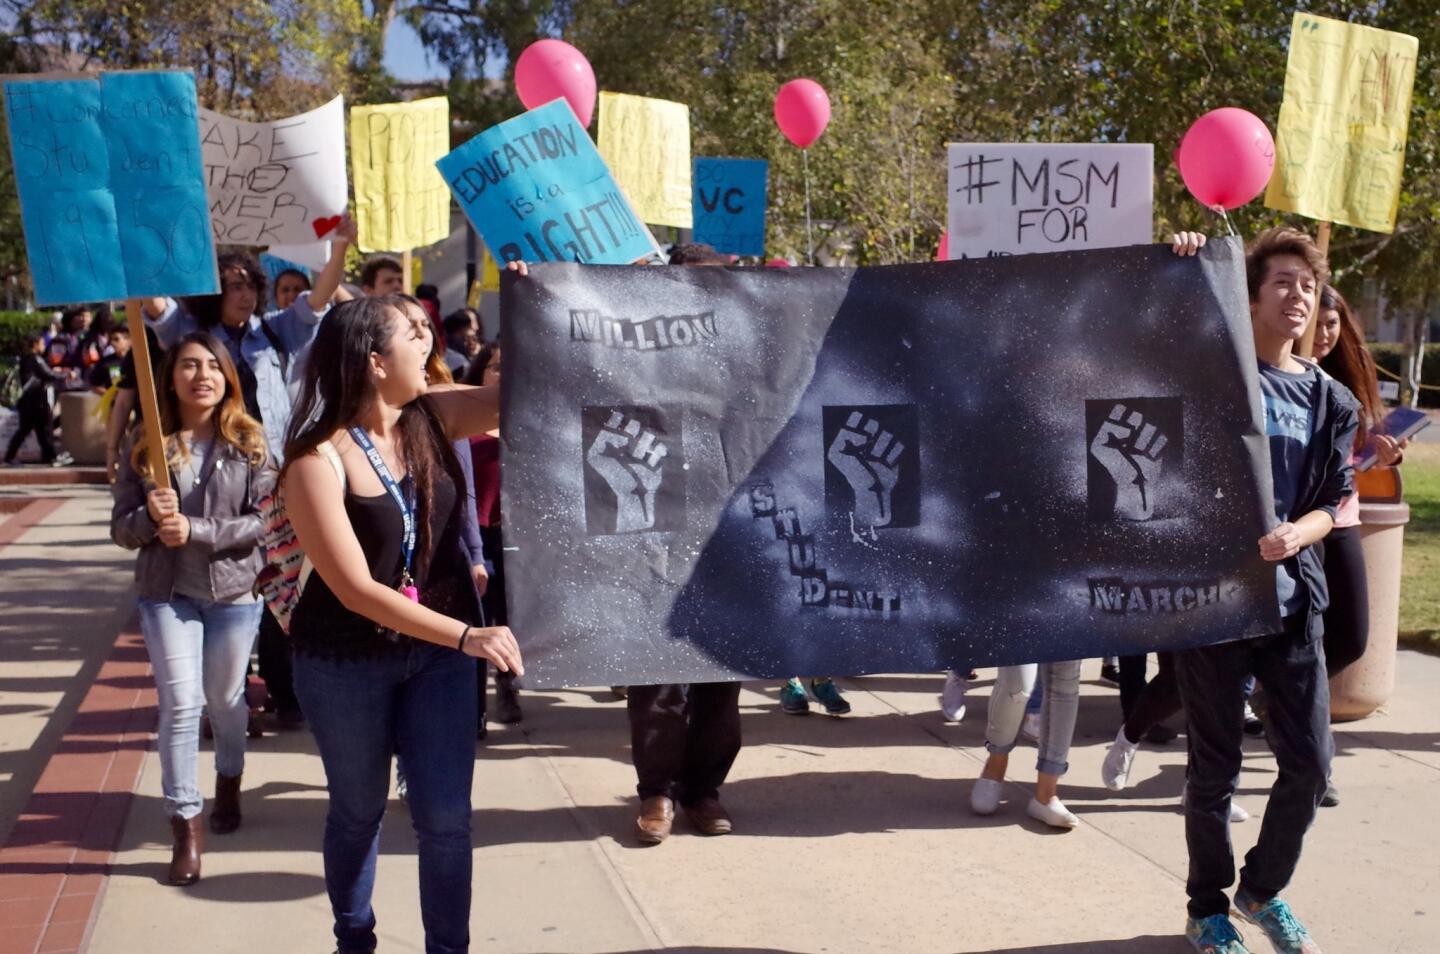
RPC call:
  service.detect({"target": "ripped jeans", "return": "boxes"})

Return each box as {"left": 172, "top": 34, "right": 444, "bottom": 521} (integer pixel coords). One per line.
{"left": 984, "top": 660, "right": 1083, "bottom": 776}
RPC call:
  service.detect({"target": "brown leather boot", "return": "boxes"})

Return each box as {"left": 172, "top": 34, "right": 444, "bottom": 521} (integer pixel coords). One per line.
{"left": 210, "top": 773, "right": 242, "bottom": 834}
{"left": 635, "top": 795, "right": 674, "bottom": 844}
{"left": 168, "top": 815, "right": 203, "bottom": 885}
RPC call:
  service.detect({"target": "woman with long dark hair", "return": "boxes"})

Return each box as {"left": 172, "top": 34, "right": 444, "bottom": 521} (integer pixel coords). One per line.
{"left": 111, "top": 331, "right": 274, "bottom": 885}
{"left": 280, "top": 295, "right": 521, "bottom": 954}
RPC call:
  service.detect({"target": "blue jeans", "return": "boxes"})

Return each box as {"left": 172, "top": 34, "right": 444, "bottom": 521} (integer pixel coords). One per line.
{"left": 984, "top": 660, "right": 1083, "bottom": 776}
{"left": 137, "top": 596, "right": 262, "bottom": 819}
{"left": 294, "top": 641, "right": 478, "bottom": 954}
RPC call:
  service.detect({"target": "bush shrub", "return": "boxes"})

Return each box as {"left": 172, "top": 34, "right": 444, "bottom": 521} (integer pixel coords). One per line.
{"left": 0, "top": 310, "right": 51, "bottom": 359}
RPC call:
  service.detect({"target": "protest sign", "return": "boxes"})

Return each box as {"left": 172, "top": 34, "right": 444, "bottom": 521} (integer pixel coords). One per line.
{"left": 264, "top": 241, "right": 330, "bottom": 272}
{"left": 436, "top": 98, "right": 659, "bottom": 265}
{"left": 692, "top": 158, "right": 767, "bottom": 256}
{"left": 945, "top": 143, "right": 1153, "bottom": 259}
{"left": 597, "top": 92, "right": 693, "bottom": 229}
{"left": 350, "top": 96, "right": 450, "bottom": 252}
{"left": 500, "top": 240, "right": 1279, "bottom": 687}
{"left": 3, "top": 70, "right": 218, "bottom": 306}
{"left": 1265, "top": 13, "right": 1419, "bottom": 233}
{"left": 198, "top": 95, "right": 347, "bottom": 246}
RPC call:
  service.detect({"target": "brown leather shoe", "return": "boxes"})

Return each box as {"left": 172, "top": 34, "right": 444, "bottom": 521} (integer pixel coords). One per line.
{"left": 210, "top": 773, "right": 242, "bottom": 834}
{"left": 635, "top": 795, "right": 674, "bottom": 844}
{"left": 684, "top": 797, "right": 733, "bottom": 836}
{"left": 168, "top": 815, "right": 203, "bottom": 885}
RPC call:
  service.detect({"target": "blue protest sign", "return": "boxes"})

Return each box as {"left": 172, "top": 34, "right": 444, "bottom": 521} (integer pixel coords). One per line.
{"left": 3, "top": 71, "right": 218, "bottom": 306}
{"left": 692, "top": 158, "right": 767, "bottom": 257}
{"left": 435, "top": 99, "right": 658, "bottom": 265}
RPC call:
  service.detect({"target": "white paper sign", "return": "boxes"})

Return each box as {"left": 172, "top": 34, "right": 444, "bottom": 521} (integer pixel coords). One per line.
{"left": 946, "top": 143, "right": 1153, "bottom": 259}
{"left": 200, "top": 96, "right": 348, "bottom": 246}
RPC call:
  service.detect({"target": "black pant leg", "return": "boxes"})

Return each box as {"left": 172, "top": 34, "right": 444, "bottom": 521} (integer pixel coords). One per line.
{"left": 1239, "top": 616, "right": 1331, "bottom": 903}
{"left": 627, "top": 684, "right": 688, "bottom": 801}
{"left": 1122, "top": 651, "right": 1183, "bottom": 742}
{"left": 255, "top": 606, "right": 298, "bottom": 712}
{"left": 1321, "top": 526, "right": 1369, "bottom": 678}
{"left": 1118, "top": 654, "right": 1149, "bottom": 719}
{"left": 1175, "top": 637, "right": 1255, "bottom": 919}
{"left": 677, "top": 681, "right": 743, "bottom": 807}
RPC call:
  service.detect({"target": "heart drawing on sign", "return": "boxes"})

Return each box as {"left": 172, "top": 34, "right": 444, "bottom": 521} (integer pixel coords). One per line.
{"left": 312, "top": 215, "right": 343, "bottom": 239}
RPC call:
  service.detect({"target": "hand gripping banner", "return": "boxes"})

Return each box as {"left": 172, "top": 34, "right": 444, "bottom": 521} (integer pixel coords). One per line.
{"left": 500, "top": 239, "right": 1279, "bottom": 687}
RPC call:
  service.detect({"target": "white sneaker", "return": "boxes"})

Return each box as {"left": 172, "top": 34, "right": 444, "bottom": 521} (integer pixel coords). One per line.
{"left": 1101, "top": 726, "right": 1139, "bottom": 791}
{"left": 1026, "top": 796, "right": 1079, "bottom": 829}
{"left": 940, "top": 670, "right": 967, "bottom": 722}
{"left": 1179, "top": 787, "right": 1250, "bottom": 823}
{"left": 1020, "top": 712, "right": 1041, "bottom": 743}
{"left": 970, "top": 777, "right": 1003, "bottom": 815}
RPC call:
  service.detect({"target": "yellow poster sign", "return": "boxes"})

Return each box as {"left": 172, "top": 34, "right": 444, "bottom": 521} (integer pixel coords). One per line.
{"left": 480, "top": 245, "right": 501, "bottom": 293}
{"left": 1265, "top": 13, "right": 1419, "bottom": 233}
{"left": 350, "top": 97, "right": 451, "bottom": 251}
{"left": 597, "top": 92, "right": 693, "bottom": 229}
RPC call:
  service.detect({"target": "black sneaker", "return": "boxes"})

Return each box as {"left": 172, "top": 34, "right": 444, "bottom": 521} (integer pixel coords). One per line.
{"left": 1320, "top": 781, "right": 1340, "bottom": 807}
{"left": 1100, "top": 660, "right": 1122, "bottom": 686}
{"left": 1242, "top": 702, "right": 1265, "bottom": 737}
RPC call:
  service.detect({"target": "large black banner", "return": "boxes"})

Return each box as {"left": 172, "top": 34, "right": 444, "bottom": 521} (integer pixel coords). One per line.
{"left": 500, "top": 239, "right": 1280, "bottom": 687}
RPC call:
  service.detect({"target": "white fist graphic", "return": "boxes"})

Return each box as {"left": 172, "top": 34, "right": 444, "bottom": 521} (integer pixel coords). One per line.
{"left": 586, "top": 411, "right": 669, "bottom": 532}
{"left": 1089, "top": 403, "right": 1168, "bottom": 521}
{"left": 827, "top": 411, "right": 904, "bottom": 528}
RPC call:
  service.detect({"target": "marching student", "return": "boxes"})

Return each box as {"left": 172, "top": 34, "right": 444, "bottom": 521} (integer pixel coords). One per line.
{"left": 280, "top": 295, "right": 520, "bottom": 954}
{"left": 1177, "top": 228, "right": 1356, "bottom": 954}
{"left": 110, "top": 331, "right": 275, "bottom": 885}
{"left": 138, "top": 218, "right": 354, "bottom": 729}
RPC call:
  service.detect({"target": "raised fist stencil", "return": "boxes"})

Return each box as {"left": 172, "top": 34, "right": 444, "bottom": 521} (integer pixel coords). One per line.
{"left": 1085, "top": 398, "right": 1183, "bottom": 521}
{"left": 823, "top": 405, "right": 920, "bottom": 532}
{"left": 582, "top": 406, "right": 685, "bottom": 535}
{"left": 827, "top": 412, "right": 904, "bottom": 528}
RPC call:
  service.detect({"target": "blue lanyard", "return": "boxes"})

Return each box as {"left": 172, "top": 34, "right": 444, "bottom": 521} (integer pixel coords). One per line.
{"left": 348, "top": 427, "right": 415, "bottom": 581}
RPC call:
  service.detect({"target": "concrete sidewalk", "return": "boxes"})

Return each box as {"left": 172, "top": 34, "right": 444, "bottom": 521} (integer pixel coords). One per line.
{"left": 2, "top": 487, "right": 1438, "bottom": 953}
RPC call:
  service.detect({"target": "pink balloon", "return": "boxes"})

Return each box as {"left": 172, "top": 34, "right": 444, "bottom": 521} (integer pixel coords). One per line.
{"left": 765, "top": 258, "right": 792, "bottom": 269}
{"left": 514, "top": 39, "right": 597, "bottom": 127}
{"left": 773, "top": 79, "right": 831, "bottom": 149}
{"left": 1176, "top": 108, "right": 1275, "bottom": 210}
{"left": 935, "top": 231, "right": 949, "bottom": 261}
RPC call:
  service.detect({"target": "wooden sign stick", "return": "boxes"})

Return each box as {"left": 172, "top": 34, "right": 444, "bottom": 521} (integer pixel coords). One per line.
{"left": 1297, "top": 221, "right": 1333, "bottom": 359}
{"left": 402, "top": 248, "right": 414, "bottom": 294}
{"left": 124, "top": 299, "right": 171, "bottom": 491}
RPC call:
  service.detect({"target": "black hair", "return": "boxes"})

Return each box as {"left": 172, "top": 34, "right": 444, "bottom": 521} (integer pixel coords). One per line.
{"left": 182, "top": 252, "right": 267, "bottom": 328}
{"left": 361, "top": 257, "right": 404, "bottom": 289}
{"left": 668, "top": 243, "right": 729, "bottom": 266}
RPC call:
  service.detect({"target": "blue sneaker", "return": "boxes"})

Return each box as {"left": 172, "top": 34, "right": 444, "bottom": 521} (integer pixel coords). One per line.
{"left": 808, "top": 678, "right": 851, "bottom": 716}
{"left": 1233, "top": 889, "right": 1323, "bottom": 953}
{"left": 780, "top": 678, "right": 810, "bottom": 714}
{"left": 1185, "top": 914, "right": 1250, "bottom": 954}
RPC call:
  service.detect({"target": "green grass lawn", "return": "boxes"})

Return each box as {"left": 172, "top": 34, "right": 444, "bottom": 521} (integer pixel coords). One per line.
{"left": 1398, "top": 442, "right": 1440, "bottom": 654}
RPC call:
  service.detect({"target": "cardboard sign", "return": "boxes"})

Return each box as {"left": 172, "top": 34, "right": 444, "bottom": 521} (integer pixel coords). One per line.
{"left": 1265, "top": 12, "right": 1419, "bottom": 233}
{"left": 501, "top": 240, "right": 1279, "bottom": 686}
{"left": 436, "top": 99, "right": 658, "bottom": 265}
{"left": 199, "top": 95, "right": 347, "bottom": 246}
{"left": 350, "top": 96, "right": 450, "bottom": 252}
{"left": 692, "top": 158, "right": 767, "bottom": 256}
{"left": 597, "top": 92, "right": 693, "bottom": 229}
{"left": 3, "top": 70, "right": 218, "bottom": 306}
{"left": 945, "top": 143, "right": 1153, "bottom": 259}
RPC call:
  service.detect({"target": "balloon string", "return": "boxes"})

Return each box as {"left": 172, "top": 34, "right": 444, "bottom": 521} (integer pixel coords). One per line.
{"left": 803, "top": 148, "right": 815, "bottom": 266}
{"left": 1209, "top": 203, "right": 1237, "bottom": 238}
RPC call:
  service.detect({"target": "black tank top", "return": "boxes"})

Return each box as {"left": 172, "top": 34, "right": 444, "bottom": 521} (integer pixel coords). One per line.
{"left": 291, "top": 467, "right": 481, "bottom": 658}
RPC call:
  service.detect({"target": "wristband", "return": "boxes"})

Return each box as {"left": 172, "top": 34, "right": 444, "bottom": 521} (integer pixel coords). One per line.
{"left": 457, "top": 625, "right": 470, "bottom": 653}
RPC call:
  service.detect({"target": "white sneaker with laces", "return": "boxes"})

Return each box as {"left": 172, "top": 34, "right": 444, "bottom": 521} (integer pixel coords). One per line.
{"left": 1102, "top": 726, "right": 1139, "bottom": 791}
{"left": 940, "top": 670, "right": 967, "bottom": 722}
{"left": 970, "top": 777, "right": 1003, "bottom": 815}
{"left": 1179, "top": 787, "right": 1250, "bottom": 823}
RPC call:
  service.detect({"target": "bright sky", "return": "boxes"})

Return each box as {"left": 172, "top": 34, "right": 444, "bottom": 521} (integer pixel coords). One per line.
{"left": 384, "top": 17, "right": 448, "bottom": 82}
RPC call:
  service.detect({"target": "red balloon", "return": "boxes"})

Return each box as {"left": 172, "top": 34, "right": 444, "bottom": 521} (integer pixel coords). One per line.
{"left": 773, "top": 79, "right": 831, "bottom": 149}
{"left": 935, "top": 231, "right": 949, "bottom": 261}
{"left": 1176, "top": 108, "right": 1275, "bottom": 210}
{"left": 514, "top": 39, "right": 597, "bottom": 127}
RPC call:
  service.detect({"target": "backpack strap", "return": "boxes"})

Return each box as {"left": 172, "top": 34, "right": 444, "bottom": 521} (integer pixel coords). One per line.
{"left": 258, "top": 319, "right": 291, "bottom": 381}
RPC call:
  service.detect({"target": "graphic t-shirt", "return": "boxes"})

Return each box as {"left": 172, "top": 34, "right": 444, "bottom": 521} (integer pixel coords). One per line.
{"left": 1258, "top": 361, "right": 1317, "bottom": 616}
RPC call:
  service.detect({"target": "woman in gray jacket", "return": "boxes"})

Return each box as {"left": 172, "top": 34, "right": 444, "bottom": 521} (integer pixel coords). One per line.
{"left": 111, "top": 330, "right": 275, "bottom": 886}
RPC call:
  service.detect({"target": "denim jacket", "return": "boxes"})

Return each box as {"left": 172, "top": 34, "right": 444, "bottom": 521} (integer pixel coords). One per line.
{"left": 1287, "top": 357, "right": 1360, "bottom": 629}
{"left": 111, "top": 433, "right": 277, "bottom": 602}
{"left": 146, "top": 297, "right": 324, "bottom": 464}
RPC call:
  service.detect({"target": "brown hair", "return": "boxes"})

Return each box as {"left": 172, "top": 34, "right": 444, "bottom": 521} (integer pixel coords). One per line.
{"left": 131, "top": 332, "right": 268, "bottom": 481}
{"left": 1244, "top": 227, "right": 1330, "bottom": 301}
{"left": 1317, "top": 285, "right": 1382, "bottom": 451}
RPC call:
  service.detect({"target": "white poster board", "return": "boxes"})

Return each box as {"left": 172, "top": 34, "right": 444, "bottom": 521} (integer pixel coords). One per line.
{"left": 946, "top": 143, "right": 1153, "bottom": 259}
{"left": 199, "top": 96, "right": 348, "bottom": 246}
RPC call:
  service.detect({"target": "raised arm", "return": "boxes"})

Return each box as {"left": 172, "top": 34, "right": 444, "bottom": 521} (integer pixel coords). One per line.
{"left": 305, "top": 215, "right": 356, "bottom": 313}
{"left": 426, "top": 386, "right": 501, "bottom": 442}
{"left": 284, "top": 452, "right": 521, "bottom": 673}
